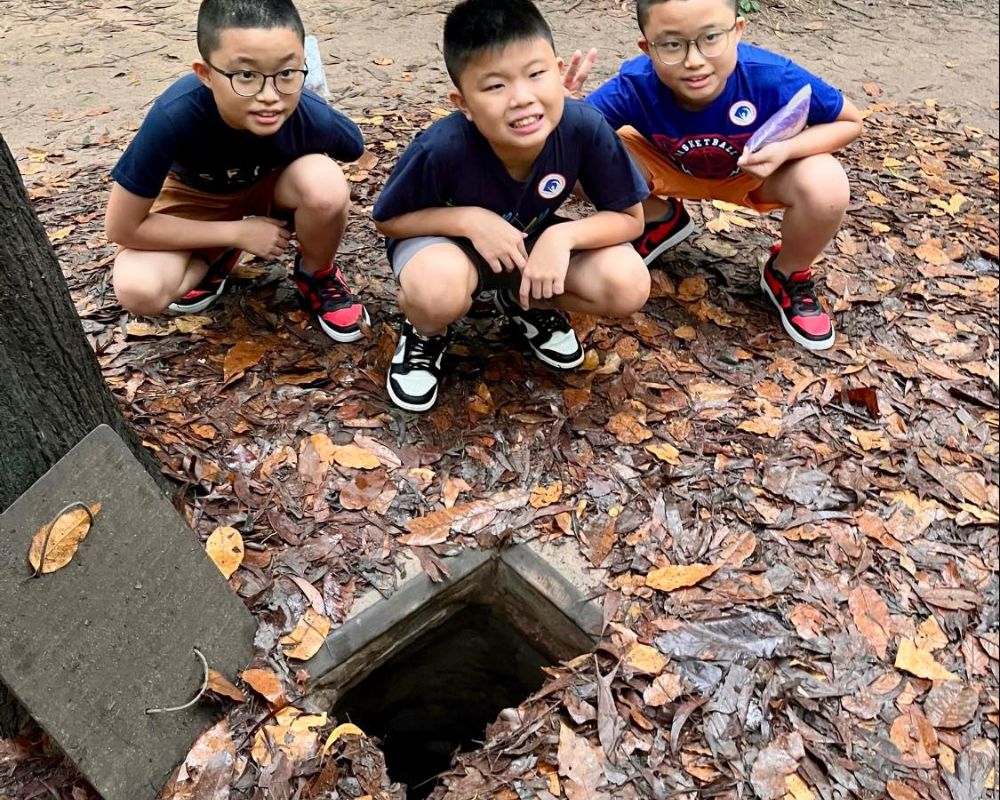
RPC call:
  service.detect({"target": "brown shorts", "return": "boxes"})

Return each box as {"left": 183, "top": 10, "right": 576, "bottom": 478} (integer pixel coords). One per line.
{"left": 617, "top": 126, "right": 783, "bottom": 213}
{"left": 145, "top": 170, "right": 286, "bottom": 263}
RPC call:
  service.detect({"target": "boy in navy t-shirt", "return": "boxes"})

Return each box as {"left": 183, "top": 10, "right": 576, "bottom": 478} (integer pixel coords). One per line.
{"left": 373, "top": 0, "right": 650, "bottom": 413}
{"left": 586, "top": 0, "right": 862, "bottom": 351}
{"left": 106, "top": 0, "right": 369, "bottom": 343}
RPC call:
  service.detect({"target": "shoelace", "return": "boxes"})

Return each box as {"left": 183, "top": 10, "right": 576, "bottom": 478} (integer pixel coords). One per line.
{"left": 784, "top": 273, "right": 820, "bottom": 313}
{"left": 405, "top": 330, "right": 446, "bottom": 371}
{"left": 520, "top": 306, "right": 569, "bottom": 335}
{"left": 315, "top": 270, "right": 355, "bottom": 307}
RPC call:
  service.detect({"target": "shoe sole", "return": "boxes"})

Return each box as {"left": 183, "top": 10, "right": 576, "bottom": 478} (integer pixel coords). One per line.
{"left": 167, "top": 278, "right": 227, "bottom": 314}
{"left": 759, "top": 273, "right": 836, "bottom": 351}
{"left": 317, "top": 307, "right": 371, "bottom": 343}
{"left": 640, "top": 216, "right": 696, "bottom": 266}
{"left": 386, "top": 374, "right": 438, "bottom": 412}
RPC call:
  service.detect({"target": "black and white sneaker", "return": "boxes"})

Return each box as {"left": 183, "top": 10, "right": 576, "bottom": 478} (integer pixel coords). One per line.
{"left": 386, "top": 321, "right": 450, "bottom": 412}
{"left": 493, "top": 289, "right": 584, "bottom": 369}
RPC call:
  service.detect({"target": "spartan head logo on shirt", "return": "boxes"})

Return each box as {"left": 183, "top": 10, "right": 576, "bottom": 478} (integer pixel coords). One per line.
{"left": 653, "top": 133, "right": 744, "bottom": 180}
{"left": 538, "top": 173, "right": 567, "bottom": 199}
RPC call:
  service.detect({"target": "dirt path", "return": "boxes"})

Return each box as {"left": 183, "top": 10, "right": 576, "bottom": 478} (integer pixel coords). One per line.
{"left": 1, "top": 0, "right": 997, "bottom": 169}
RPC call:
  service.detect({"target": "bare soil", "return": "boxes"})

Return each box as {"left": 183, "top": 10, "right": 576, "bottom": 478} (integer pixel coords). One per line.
{"left": 1, "top": 0, "right": 997, "bottom": 168}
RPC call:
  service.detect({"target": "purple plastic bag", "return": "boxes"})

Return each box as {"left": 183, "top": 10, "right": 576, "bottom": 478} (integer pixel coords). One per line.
{"left": 744, "top": 84, "right": 812, "bottom": 154}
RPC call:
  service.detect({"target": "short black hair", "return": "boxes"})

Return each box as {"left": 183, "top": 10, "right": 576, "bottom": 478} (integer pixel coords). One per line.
{"left": 196, "top": 0, "right": 305, "bottom": 59}
{"left": 636, "top": 0, "right": 738, "bottom": 33}
{"left": 443, "top": 0, "right": 555, "bottom": 87}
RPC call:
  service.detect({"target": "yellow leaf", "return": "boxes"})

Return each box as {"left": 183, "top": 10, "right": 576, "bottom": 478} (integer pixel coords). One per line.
{"left": 867, "top": 190, "right": 888, "bottom": 206}
{"left": 207, "top": 669, "right": 247, "bottom": 702}
{"left": 28, "top": 503, "right": 101, "bottom": 574}
{"left": 223, "top": 340, "right": 267, "bottom": 382}
{"left": 895, "top": 638, "right": 959, "bottom": 681}
{"left": 127, "top": 320, "right": 176, "bottom": 337}
{"left": 674, "top": 325, "right": 697, "bottom": 340}
{"left": 48, "top": 225, "right": 74, "bottom": 241}
{"left": 321, "top": 723, "right": 366, "bottom": 756}
{"left": 848, "top": 426, "right": 891, "bottom": 451}
{"left": 624, "top": 643, "right": 667, "bottom": 675}
{"left": 205, "top": 526, "right": 244, "bottom": 579}
{"left": 677, "top": 275, "right": 708, "bottom": 302}
{"left": 645, "top": 442, "right": 680, "bottom": 465}
{"left": 870, "top": 222, "right": 891, "bottom": 234}
{"left": 529, "top": 481, "right": 563, "bottom": 508}
{"left": 738, "top": 416, "right": 782, "bottom": 438}
{"left": 915, "top": 241, "right": 951, "bottom": 266}
{"left": 706, "top": 212, "right": 731, "bottom": 233}
{"left": 251, "top": 707, "right": 327, "bottom": 766}
{"left": 330, "top": 444, "right": 382, "bottom": 470}
{"left": 241, "top": 667, "right": 287, "bottom": 706}
{"left": 280, "top": 609, "right": 331, "bottom": 660}
{"left": 645, "top": 563, "right": 719, "bottom": 592}
{"left": 173, "top": 315, "right": 213, "bottom": 333}
{"left": 785, "top": 774, "right": 815, "bottom": 800}
{"left": 606, "top": 411, "right": 652, "bottom": 444}
{"left": 711, "top": 200, "right": 744, "bottom": 212}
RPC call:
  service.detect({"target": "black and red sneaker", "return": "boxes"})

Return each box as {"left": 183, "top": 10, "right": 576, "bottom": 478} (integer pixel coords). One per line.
{"left": 633, "top": 198, "right": 695, "bottom": 265}
{"left": 292, "top": 254, "right": 369, "bottom": 343}
{"left": 168, "top": 248, "right": 242, "bottom": 314}
{"left": 759, "top": 244, "right": 835, "bottom": 351}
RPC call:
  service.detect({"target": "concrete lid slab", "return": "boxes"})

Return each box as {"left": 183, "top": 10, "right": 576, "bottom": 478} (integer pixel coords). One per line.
{"left": 0, "top": 425, "right": 256, "bottom": 800}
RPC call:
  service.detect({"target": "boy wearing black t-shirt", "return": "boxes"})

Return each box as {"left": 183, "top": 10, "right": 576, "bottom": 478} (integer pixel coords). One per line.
{"left": 373, "top": 0, "right": 650, "bottom": 412}
{"left": 106, "top": 0, "right": 369, "bottom": 343}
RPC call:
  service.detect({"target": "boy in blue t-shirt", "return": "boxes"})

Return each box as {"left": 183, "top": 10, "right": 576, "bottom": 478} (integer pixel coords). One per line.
{"left": 106, "top": 0, "right": 369, "bottom": 343}
{"left": 373, "top": 0, "right": 651, "bottom": 413}
{"left": 586, "top": 0, "right": 862, "bottom": 351}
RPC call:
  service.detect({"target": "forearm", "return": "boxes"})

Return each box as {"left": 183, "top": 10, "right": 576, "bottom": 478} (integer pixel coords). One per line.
{"left": 109, "top": 212, "right": 242, "bottom": 252}
{"left": 784, "top": 119, "right": 862, "bottom": 161}
{"left": 375, "top": 207, "right": 485, "bottom": 240}
{"left": 544, "top": 207, "right": 644, "bottom": 251}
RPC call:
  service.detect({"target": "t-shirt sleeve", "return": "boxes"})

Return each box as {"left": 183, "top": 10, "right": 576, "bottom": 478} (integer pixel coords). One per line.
{"left": 320, "top": 104, "right": 365, "bottom": 162}
{"left": 779, "top": 60, "right": 845, "bottom": 126}
{"left": 372, "top": 137, "right": 448, "bottom": 222}
{"left": 584, "top": 73, "right": 638, "bottom": 133}
{"left": 109, "top": 105, "right": 178, "bottom": 198}
{"left": 577, "top": 111, "right": 649, "bottom": 212}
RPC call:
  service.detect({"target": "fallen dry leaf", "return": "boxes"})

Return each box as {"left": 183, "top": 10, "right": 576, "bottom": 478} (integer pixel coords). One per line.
{"left": 207, "top": 669, "right": 247, "bottom": 703}
{"left": 222, "top": 340, "right": 267, "bottom": 383}
{"left": 330, "top": 443, "right": 382, "bottom": 470}
{"left": 241, "top": 667, "right": 287, "bottom": 706}
{"left": 895, "top": 638, "right": 959, "bottom": 682}
{"left": 28, "top": 502, "right": 101, "bottom": 574}
{"left": 530, "top": 481, "right": 563, "bottom": 508}
{"left": 623, "top": 643, "right": 667, "bottom": 675}
{"left": 645, "top": 563, "right": 719, "bottom": 592}
{"left": 205, "top": 526, "right": 244, "bottom": 579}
{"left": 251, "top": 707, "right": 327, "bottom": 767}
{"left": 849, "top": 584, "right": 892, "bottom": 659}
{"left": 280, "top": 608, "right": 331, "bottom": 660}
{"left": 923, "top": 681, "right": 979, "bottom": 728}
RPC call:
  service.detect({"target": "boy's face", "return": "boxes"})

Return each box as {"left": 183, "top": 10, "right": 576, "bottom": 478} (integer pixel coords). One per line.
{"left": 449, "top": 36, "right": 565, "bottom": 168}
{"left": 638, "top": 0, "right": 744, "bottom": 110}
{"left": 193, "top": 27, "right": 305, "bottom": 136}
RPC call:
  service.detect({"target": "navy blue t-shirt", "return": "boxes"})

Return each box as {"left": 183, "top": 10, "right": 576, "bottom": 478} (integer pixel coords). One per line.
{"left": 586, "top": 44, "right": 844, "bottom": 180}
{"left": 372, "top": 99, "right": 649, "bottom": 256}
{"left": 111, "top": 74, "right": 364, "bottom": 197}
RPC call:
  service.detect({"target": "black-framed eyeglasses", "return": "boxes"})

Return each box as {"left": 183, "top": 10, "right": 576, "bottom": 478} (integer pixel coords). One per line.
{"left": 649, "top": 21, "right": 739, "bottom": 65}
{"left": 205, "top": 60, "right": 308, "bottom": 97}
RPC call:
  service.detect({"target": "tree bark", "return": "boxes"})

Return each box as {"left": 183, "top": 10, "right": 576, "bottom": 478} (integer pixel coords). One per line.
{"left": 0, "top": 132, "right": 169, "bottom": 737}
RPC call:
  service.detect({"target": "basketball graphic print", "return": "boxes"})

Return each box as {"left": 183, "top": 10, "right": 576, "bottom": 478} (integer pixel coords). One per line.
{"left": 729, "top": 100, "right": 758, "bottom": 126}
{"left": 538, "top": 173, "right": 566, "bottom": 199}
{"left": 671, "top": 135, "right": 743, "bottom": 179}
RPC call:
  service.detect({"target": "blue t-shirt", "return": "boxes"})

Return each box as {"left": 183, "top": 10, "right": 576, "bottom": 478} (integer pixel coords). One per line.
{"left": 372, "top": 99, "right": 649, "bottom": 255}
{"left": 586, "top": 43, "right": 844, "bottom": 180}
{"left": 111, "top": 74, "right": 364, "bottom": 197}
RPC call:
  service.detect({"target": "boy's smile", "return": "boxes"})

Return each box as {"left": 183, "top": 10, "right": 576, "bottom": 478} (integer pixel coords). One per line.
{"left": 450, "top": 37, "right": 565, "bottom": 177}
{"left": 638, "top": 0, "right": 745, "bottom": 110}
{"left": 194, "top": 27, "right": 305, "bottom": 136}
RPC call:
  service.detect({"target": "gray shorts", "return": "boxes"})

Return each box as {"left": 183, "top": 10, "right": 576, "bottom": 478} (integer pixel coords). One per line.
{"left": 390, "top": 218, "right": 570, "bottom": 295}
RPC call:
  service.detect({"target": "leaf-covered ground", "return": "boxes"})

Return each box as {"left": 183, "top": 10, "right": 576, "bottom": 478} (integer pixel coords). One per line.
{"left": 2, "top": 98, "right": 998, "bottom": 799}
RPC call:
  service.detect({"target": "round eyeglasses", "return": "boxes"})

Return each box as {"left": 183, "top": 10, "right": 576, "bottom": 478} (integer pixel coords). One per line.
{"left": 649, "top": 21, "right": 738, "bottom": 65}
{"left": 205, "top": 61, "right": 308, "bottom": 97}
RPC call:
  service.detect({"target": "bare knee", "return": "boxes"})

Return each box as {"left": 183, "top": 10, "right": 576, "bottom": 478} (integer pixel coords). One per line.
{"left": 590, "top": 251, "right": 651, "bottom": 318}
{"left": 113, "top": 253, "right": 182, "bottom": 316}
{"left": 398, "top": 256, "right": 476, "bottom": 328}
{"left": 790, "top": 155, "right": 850, "bottom": 217}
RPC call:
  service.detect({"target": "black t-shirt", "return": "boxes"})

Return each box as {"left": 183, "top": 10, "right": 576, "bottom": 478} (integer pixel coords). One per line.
{"left": 111, "top": 74, "right": 364, "bottom": 197}
{"left": 373, "top": 99, "right": 649, "bottom": 257}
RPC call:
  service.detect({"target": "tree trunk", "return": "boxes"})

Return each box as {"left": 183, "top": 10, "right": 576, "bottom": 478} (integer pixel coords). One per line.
{"left": 0, "top": 132, "right": 169, "bottom": 737}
